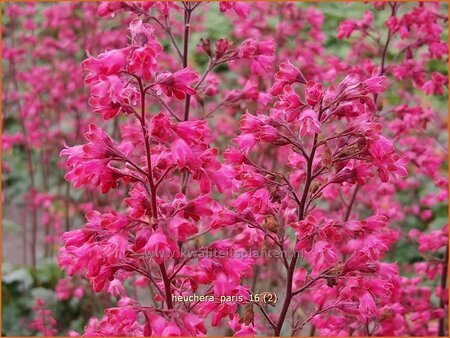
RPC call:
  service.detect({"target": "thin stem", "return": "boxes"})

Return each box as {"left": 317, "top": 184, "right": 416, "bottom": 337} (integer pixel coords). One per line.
{"left": 168, "top": 257, "right": 193, "bottom": 281}
{"left": 183, "top": 4, "right": 193, "bottom": 121}
{"left": 111, "top": 155, "right": 149, "bottom": 177}
{"left": 292, "top": 275, "right": 323, "bottom": 296}
{"left": 366, "top": 318, "right": 371, "bottom": 336}
{"left": 255, "top": 303, "right": 276, "bottom": 330}
{"left": 187, "top": 227, "right": 213, "bottom": 241}
{"left": 137, "top": 79, "right": 156, "bottom": 196}
{"left": 380, "top": 26, "right": 392, "bottom": 76}
{"left": 291, "top": 305, "right": 336, "bottom": 335}
{"left": 280, "top": 175, "right": 303, "bottom": 220}
{"left": 187, "top": 285, "right": 214, "bottom": 311}
{"left": 164, "top": 15, "right": 183, "bottom": 62}
{"left": 154, "top": 166, "right": 175, "bottom": 188}
{"left": 195, "top": 61, "right": 215, "bottom": 90}
{"left": 375, "top": 2, "right": 398, "bottom": 103}
{"left": 204, "top": 100, "right": 226, "bottom": 118}
{"left": 305, "top": 181, "right": 335, "bottom": 214}
{"left": 64, "top": 182, "right": 71, "bottom": 232}
{"left": 110, "top": 167, "right": 152, "bottom": 202}
{"left": 179, "top": 3, "right": 196, "bottom": 196}
{"left": 273, "top": 151, "right": 310, "bottom": 335}
{"left": 438, "top": 245, "right": 448, "bottom": 336}
{"left": 147, "top": 90, "right": 181, "bottom": 122}
{"left": 308, "top": 310, "right": 319, "bottom": 337}
{"left": 344, "top": 184, "right": 359, "bottom": 222}
{"left": 136, "top": 77, "right": 173, "bottom": 309}
{"left": 274, "top": 104, "right": 325, "bottom": 336}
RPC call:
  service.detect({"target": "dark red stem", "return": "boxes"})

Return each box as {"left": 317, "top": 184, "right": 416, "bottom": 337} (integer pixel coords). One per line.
{"left": 137, "top": 77, "right": 173, "bottom": 309}
{"left": 183, "top": 3, "right": 192, "bottom": 121}
{"left": 274, "top": 107, "right": 323, "bottom": 335}
{"left": 438, "top": 245, "right": 448, "bottom": 336}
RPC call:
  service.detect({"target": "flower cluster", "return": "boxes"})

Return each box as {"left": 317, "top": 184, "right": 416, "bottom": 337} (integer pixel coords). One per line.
{"left": 2, "top": 1, "right": 447, "bottom": 337}
{"left": 59, "top": 2, "right": 447, "bottom": 336}
{"left": 29, "top": 298, "right": 57, "bottom": 336}
{"left": 59, "top": 13, "right": 254, "bottom": 334}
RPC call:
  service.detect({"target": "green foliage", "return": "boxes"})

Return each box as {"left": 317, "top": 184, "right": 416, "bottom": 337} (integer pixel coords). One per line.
{"left": 2, "top": 260, "right": 100, "bottom": 336}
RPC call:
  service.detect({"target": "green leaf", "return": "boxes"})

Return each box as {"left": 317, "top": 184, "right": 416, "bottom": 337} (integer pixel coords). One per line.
{"left": 2, "top": 268, "right": 33, "bottom": 290}
{"left": 31, "top": 287, "right": 56, "bottom": 305}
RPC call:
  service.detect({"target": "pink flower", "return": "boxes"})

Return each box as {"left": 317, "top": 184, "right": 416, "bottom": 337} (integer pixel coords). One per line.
{"left": 83, "top": 124, "right": 119, "bottom": 159}
{"left": 415, "top": 226, "right": 448, "bottom": 253}
{"left": 337, "top": 20, "right": 358, "bottom": 39}
{"left": 172, "top": 119, "right": 208, "bottom": 144}
{"left": 363, "top": 75, "right": 387, "bottom": 94}
{"left": 228, "top": 314, "right": 256, "bottom": 336}
{"left": 305, "top": 80, "right": 323, "bottom": 106}
{"left": 126, "top": 21, "right": 163, "bottom": 80}
{"left": 142, "top": 231, "right": 180, "bottom": 264}
{"left": 55, "top": 279, "right": 72, "bottom": 301}
{"left": 337, "top": 74, "right": 386, "bottom": 102}
{"left": 422, "top": 72, "right": 447, "bottom": 96}
{"left": 215, "top": 39, "right": 229, "bottom": 59}
{"left": 88, "top": 74, "right": 137, "bottom": 120}
{"left": 219, "top": 2, "right": 251, "bottom": 19}
{"left": 270, "top": 60, "right": 307, "bottom": 96}
{"left": 309, "top": 241, "right": 338, "bottom": 273}
{"left": 156, "top": 67, "right": 199, "bottom": 99}
{"left": 179, "top": 194, "right": 214, "bottom": 222}
{"left": 30, "top": 298, "right": 58, "bottom": 336}
{"left": 149, "top": 112, "right": 172, "bottom": 142}
{"left": 97, "top": 2, "right": 125, "bottom": 17}
{"left": 107, "top": 279, "right": 125, "bottom": 297}
{"left": 73, "top": 287, "right": 85, "bottom": 299}
{"left": 60, "top": 125, "right": 125, "bottom": 192}
{"left": 196, "top": 273, "right": 249, "bottom": 327}
{"left": 171, "top": 137, "right": 194, "bottom": 167}
{"left": 337, "top": 11, "right": 373, "bottom": 39}
{"left": 420, "top": 209, "right": 433, "bottom": 221}
{"left": 144, "top": 312, "right": 206, "bottom": 336}
{"left": 238, "top": 39, "right": 275, "bottom": 75}
{"left": 375, "top": 154, "right": 408, "bottom": 183}
{"left": 359, "top": 291, "right": 377, "bottom": 317}
{"left": 294, "top": 215, "right": 318, "bottom": 252}
{"left": 82, "top": 48, "right": 129, "bottom": 84}
{"left": 2, "top": 132, "right": 24, "bottom": 151}
{"left": 204, "top": 75, "right": 219, "bottom": 96}
{"left": 128, "top": 46, "right": 161, "bottom": 81}
{"left": 299, "top": 109, "right": 321, "bottom": 136}
{"left": 169, "top": 216, "right": 198, "bottom": 241}
{"left": 275, "top": 85, "right": 306, "bottom": 121}
{"left": 223, "top": 80, "right": 259, "bottom": 103}
{"left": 192, "top": 148, "right": 234, "bottom": 193}
{"left": 429, "top": 41, "right": 448, "bottom": 59}
{"left": 354, "top": 163, "right": 375, "bottom": 185}
{"left": 369, "top": 136, "right": 394, "bottom": 160}
{"left": 129, "top": 20, "right": 161, "bottom": 49}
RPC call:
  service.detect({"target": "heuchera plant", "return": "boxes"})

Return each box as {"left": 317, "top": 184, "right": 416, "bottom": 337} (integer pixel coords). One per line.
{"left": 2, "top": 2, "right": 129, "bottom": 271}
{"left": 2, "top": 1, "right": 447, "bottom": 336}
